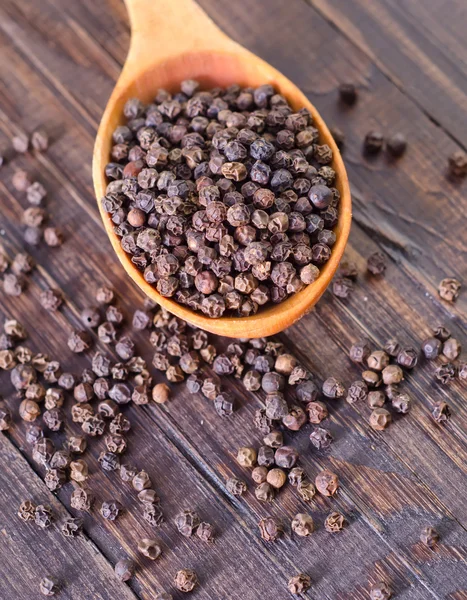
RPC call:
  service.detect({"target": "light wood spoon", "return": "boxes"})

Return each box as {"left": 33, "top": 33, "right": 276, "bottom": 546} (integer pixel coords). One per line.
{"left": 93, "top": 0, "right": 351, "bottom": 338}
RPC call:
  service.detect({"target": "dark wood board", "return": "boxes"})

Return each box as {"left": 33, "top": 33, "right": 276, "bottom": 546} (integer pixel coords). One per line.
{"left": 0, "top": 0, "right": 466, "bottom": 598}
{"left": 307, "top": 0, "right": 467, "bottom": 146}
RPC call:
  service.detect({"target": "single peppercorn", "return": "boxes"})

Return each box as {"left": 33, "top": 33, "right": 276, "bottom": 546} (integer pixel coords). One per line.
{"left": 132, "top": 470, "right": 151, "bottom": 491}
{"left": 346, "top": 380, "right": 368, "bottom": 404}
{"left": 174, "top": 569, "right": 198, "bottom": 593}
{"left": 39, "top": 576, "right": 59, "bottom": 597}
{"left": 397, "top": 347, "right": 418, "bottom": 369}
{"left": 69, "top": 484, "right": 94, "bottom": 511}
{"left": 364, "top": 131, "right": 384, "bottom": 154}
{"left": 350, "top": 339, "right": 371, "bottom": 364}
{"left": 420, "top": 526, "right": 439, "bottom": 548}
{"left": 443, "top": 337, "right": 461, "bottom": 361}
{"left": 325, "top": 511, "right": 347, "bottom": 533}
{"left": 288, "top": 573, "right": 312, "bottom": 595}
{"left": 309, "top": 427, "right": 333, "bottom": 450}
{"left": 252, "top": 466, "right": 269, "bottom": 485}
{"left": 226, "top": 477, "right": 247, "bottom": 496}
{"left": 367, "top": 350, "right": 390, "bottom": 371}
{"left": 306, "top": 400, "right": 328, "bottom": 423}
{"left": 369, "top": 408, "right": 392, "bottom": 430}
{"left": 138, "top": 538, "right": 162, "bottom": 560}
{"left": 258, "top": 516, "right": 283, "bottom": 542}
{"left": 18, "top": 499, "right": 36, "bottom": 522}
{"left": 386, "top": 133, "right": 407, "bottom": 157}
{"left": 421, "top": 337, "right": 442, "bottom": 360}
{"left": 35, "top": 504, "right": 53, "bottom": 528}
{"left": 297, "top": 479, "right": 316, "bottom": 502}
{"left": 448, "top": 150, "right": 467, "bottom": 178}
{"left": 392, "top": 392, "right": 411, "bottom": 414}
{"left": 291, "top": 513, "right": 314, "bottom": 537}
{"left": 61, "top": 518, "right": 82, "bottom": 537}
{"left": 322, "top": 377, "right": 345, "bottom": 399}
{"left": 101, "top": 500, "right": 122, "bottom": 521}
{"left": 288, "top": 467, "right": 306, "bottom": 487}
{"left": 315, "top": 470, "right": 339, "bottom": 496}
{"left": 275, "top": 446, "right": 298, "bottom": 469}
{"left": 362, "top": 370, "right": 382, "bottom": 388}
{"left": 369, "top": 581, "right": 392, "bottom": 600}
{"left": 114, "top": 558, "right": 135, "bottom": 582}
{"left": 197, "top": 521, "right": 215, "bottom": 543}
{"left": 368, "top": 390, "right": 386, "bottom": 408}
{"left": 432, "top": 401, "right": 451, "bottom": 423}
{"left": 237, "top": 446, "right": 257, "bottom": 467}
{"left": 438, "top": 278, "right": 461, "bottom": 302}
{"left": 367, "top": 251, "right": 386, "bottom": 275}
{"left": 255, "top": 482, "right": 275, "bottom": 502}
{"left": 382, "top": 365, "right": 404, "bottom": 385}
{"left": 267, "top": 468, "right": 287, "bottom": 489}
{"left": 338, "top": 83, "right": 357, "bottom": 105}
{"left": 263, "top": 430, "right": 283, "bottom": 448}
{"left": 175, "top": 510, "right": 200, "bottom": 537}
{"left": 435, "top": 362, "right": 457, "bottom": 384}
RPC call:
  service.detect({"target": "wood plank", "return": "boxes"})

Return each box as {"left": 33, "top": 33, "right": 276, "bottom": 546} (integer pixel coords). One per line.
{"left": 0, "top": 433, "right": 138, "bottom": 600}
{"left": 306, "top": 0, "right": 467, "bottom": 145}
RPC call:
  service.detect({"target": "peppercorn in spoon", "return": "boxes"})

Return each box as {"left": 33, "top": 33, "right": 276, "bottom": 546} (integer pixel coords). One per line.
{"left": 93, "top": 0, "right": 351, "bottom": 338}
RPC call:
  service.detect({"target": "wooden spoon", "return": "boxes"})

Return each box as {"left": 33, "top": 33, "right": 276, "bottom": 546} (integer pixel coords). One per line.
{"left": 93, "top": 0, "right": 351, "bottom": 339}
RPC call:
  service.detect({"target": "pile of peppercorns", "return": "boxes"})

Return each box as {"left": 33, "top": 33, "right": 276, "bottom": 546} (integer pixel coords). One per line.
{"left": 103, "top": 80, "right": 341, "bottom": 317}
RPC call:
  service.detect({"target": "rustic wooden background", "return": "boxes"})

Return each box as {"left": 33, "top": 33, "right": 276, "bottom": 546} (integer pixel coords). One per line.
{"left": 0, "top": 0, "right": 466, "bottom": 598}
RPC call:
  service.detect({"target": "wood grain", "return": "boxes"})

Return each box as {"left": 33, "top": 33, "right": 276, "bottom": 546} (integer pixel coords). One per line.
{"left": 306, "top": 0, "right": 467, "bottom": 146}
{"left": 0, "top": 0, "right": 466, "bottom": 598}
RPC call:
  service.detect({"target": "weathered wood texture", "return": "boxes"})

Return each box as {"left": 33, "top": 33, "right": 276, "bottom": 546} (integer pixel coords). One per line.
{"left": 0, "top": 0, "right": 466, "bottom": 598}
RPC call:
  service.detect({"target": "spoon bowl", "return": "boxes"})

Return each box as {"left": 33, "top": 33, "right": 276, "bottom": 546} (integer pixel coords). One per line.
{"left": 93, "top": 0, "right": 351, "bottom": 338}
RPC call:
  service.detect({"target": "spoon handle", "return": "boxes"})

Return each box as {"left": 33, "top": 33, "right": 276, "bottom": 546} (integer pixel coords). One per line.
{"left": 123, "top": 0, "right": 236, "bottom": 71}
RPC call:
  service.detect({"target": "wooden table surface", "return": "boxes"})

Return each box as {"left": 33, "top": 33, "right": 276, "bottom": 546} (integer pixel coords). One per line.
{"left": 0, "top": 0, "right": 466, "bottom": 598}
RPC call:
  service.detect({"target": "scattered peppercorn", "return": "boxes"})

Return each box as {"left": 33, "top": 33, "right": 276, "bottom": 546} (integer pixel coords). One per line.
{"left": 138, "top": 538, "right": 162, "bottom": 560}
{"left": 438, "top": 277, "right": 461, "bottom": 302}
{"left": 420, "top": 525, "right": 439, "bottom": 548}
{"left": 174, "top": 569, "right": 198, "bottom": 592}
{"left": 369, "top": 408, "right": 392, "bottom": 430}
{"left": 315, "top": 470, "right": 339, "bottom": 496}
{"left": 386, "top": 133, "right": 407, "bottom": 157}
{"left": 367, "top": 251, "right": 386, "bottom": 275}
{"left": 364, "top": 131, "right": 384, "bottom": 154}
{"left": 434, "top": 362, "right": 456, "bottom": 384}
{"left": 39, "top": 576, "right": 59, "bottom": 597}
{"left": 297, "top": 479, "right": 316, "bottom": 502}
{"left": 338, "top": 83, "right": 357, "bottom": 105}
{"left": 291, "top": 513, "right": 314, "bottom": 537}
{"left": 18, "top": 499, "right": 36, "bottom": 522}
{"left": 432, "top": 401, "right": 451, "bottom": 423}
{"left": 237, "top": 446, "right": 257, "bottom": 467}
{"left": 325, "top": 511, "right": 347, "bottom": 533}
{"left": 288, "top": 573, "right": 311, "bottom": 595}
{"left": 258, "top": 516, "right": 283, "bottom": 542}
{"left": 349, "top": 339, "right": 371, "bottom": 364}
{"left": 114, "top": 558, "right": 135, "bottom": 582}
{"left": 369, "top": 581, "right": 392, "bottom": 600}
{"left": 448, "top": 150, "right": 467, "bottom": 178}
